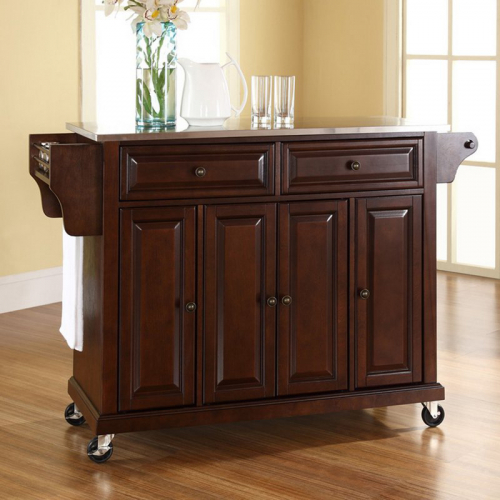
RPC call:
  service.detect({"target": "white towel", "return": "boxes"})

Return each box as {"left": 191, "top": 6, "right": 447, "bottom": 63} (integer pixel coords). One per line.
{"left": 59, "top": 228, "right": 84, "bottom": 351}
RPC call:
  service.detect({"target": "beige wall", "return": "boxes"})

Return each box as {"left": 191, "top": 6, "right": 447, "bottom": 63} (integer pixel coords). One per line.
{"left": 0, "top": 0, "right": 386, "bottom": 279}
{"left": 0, "top": 0, "right": 79, "bottom": 277}
{"left": 239, "top": 0, "right": 385, "bottom": 118}
{"left": 302, "top": 0, "right": 385, "bottom": 117}
{"left": 239, "top": 0, "right": 305, "bottom": 118}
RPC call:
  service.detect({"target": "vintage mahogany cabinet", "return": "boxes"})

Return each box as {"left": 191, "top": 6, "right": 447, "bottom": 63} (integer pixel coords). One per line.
{"left": 29, "top": 118, "right": 476, "bottom": 463}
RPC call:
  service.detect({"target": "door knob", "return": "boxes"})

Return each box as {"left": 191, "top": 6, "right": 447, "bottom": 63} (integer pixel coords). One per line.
{"left": 195, "top": 167, "right": 206, "bottom": 177}
{"left": 359, "top": 289, "right": 370, "bottom": 300}
{"left": 185, "top": 302, "right": 197, "bottom": 312}
{"left": 267, "top": 297, "right": 277, "bottom": 307}
{"left": 350, "top": 161, "right": 361, "bottom": 171}
{"left": 282, "top": 295, "right": 292, "bottom": 306}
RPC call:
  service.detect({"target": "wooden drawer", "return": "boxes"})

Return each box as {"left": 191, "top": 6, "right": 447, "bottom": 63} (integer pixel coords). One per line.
{"left": 29, "top": 133, "right": 102, "bottom": 236}
{"left": 282, "top": 139, "right": 423, "bottom": 194}
{"left": 121, "top": 144, "right": 274, "bottom": 200}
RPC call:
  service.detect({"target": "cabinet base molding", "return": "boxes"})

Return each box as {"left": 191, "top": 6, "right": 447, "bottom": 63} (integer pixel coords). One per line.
{"left": 68, "top": 377, "right": 444, "bottom": 436}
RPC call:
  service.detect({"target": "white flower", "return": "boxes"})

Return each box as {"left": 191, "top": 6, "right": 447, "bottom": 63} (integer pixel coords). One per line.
{"left": 146, "top": 0, "right": 173, "bottom": 11}
{"left": 104, "top": 0, "right": 123, "bottom": 17}
{"left": 143, "top": 8, "right": 157, "bottom": 20}
{"left": 165, "top": 1, "right": 191, "bottom": 30}
{"left": 143, "top": 20, "right": 164, "bottom": 37}
{"left": 170, "top": 9, "right": 190, "bottom": 30}
{"left": 106, "top": 0, "right": 198, "bottom": 36}
{"left": 128, "top": 5, "right": 146, "bottom": 16}
{"left": 140, "top": 1, "right": 166, "bottom": 36}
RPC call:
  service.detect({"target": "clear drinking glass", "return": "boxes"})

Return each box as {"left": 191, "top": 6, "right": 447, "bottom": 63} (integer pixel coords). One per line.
{"left": 251, "top": 76, "right": 273, "bottom": 127}
{"left": 274, "top": 76, "right": 295, "bottom": 127}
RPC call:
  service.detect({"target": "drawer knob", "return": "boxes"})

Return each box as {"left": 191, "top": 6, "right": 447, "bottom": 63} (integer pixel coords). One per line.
{"left": 359, "top": 289, "right": 370, "bottom": 300}
{"left": 465, "top": 140, "right": 476, "bottom": 150}
{"left": 267, "top": 297, "right": 277, "bottom": 307}
{"left": 185, "top": 302, "right": 197, "bottom": 313}
{"left": 195, "top": 167, "right": 206, "bottom": 177}
{"left": 350, "top": 161, "right": 361, "bottom": 171}
{"left": 282, "top": 295, "right": 292, "bottom": 306}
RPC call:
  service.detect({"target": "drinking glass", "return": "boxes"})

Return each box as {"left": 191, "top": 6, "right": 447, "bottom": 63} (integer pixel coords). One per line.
{"left": 274, "top": 76, "right": 295, "bottom": 127}
{"left": 251, "top": 76, "right": 273, "bottom": 127}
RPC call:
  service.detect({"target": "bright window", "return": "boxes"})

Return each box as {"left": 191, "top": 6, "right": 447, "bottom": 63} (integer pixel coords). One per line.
{"left": 81, "top": 0, "right": 239, "bottom": 124}
{"left": 404, "top": 0, "right": 500, "bottom": 278}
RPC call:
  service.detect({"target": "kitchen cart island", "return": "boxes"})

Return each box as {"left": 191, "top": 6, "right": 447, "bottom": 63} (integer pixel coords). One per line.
{"left": 30, "top": 117, "right": 476, "bottom": 462}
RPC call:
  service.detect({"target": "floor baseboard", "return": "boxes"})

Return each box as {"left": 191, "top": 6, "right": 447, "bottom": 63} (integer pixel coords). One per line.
{"left": 0, "top": 267, "right": 62, "bottom": 314}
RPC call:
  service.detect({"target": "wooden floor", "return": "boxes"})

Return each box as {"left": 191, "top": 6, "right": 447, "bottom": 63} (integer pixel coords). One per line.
{"left": 0, "top": 271, "right": 499, "bottom": 499}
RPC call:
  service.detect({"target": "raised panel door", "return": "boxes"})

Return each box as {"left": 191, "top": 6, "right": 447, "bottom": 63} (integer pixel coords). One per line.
{"left": 119, "top": 206, "right": 196, "bottom": 411}
{"left": 204, "top": 204, "right": 276, "bottom": 403}
{"left": 356, "top": 196, "right": 423, "bottom": 388}
{"left": 278, "top": 201, "right": 348, "bottom": 395}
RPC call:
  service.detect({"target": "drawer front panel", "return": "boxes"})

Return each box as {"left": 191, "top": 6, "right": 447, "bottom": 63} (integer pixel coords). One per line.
{"left": 121, "top": 144, "right": 274, "bottom": 200}
{"left": 283, "top": 139, "right": 422, "bottom": 194}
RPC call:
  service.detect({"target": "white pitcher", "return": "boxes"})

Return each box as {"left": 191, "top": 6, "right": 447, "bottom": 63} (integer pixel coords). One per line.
{"left": 178, "top": 53, "right": 248, "bottom": 127}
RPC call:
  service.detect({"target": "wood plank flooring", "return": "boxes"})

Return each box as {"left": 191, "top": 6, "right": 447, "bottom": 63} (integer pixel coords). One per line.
{"left": 0, "top": 271, "right": 499, "bottom": 499}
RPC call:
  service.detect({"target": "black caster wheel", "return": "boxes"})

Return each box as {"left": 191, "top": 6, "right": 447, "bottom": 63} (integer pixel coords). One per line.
{"left": 64, "top": 403, "right": 86, "bottom": 427}
{"left": 421, "top": 404, "right": 445, "bottom": 427}
{"left": 87, "top": 437, "right": 114, "bottom": 464}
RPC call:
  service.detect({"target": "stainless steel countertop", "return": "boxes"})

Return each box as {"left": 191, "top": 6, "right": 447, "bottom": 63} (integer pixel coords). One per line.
{"left": 67, "top": 116, "right": 450, "bottom": 142}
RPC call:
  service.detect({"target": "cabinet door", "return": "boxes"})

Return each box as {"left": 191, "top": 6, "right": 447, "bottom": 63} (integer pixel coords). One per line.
{"left": 278, "top": 201, "right": 348, "bottom": 395}
{"left": 204, "top": 204, "right": 276, "bottom": 403}
{"left": 356, "top": 196, "right": 422, "bottom": 388}
{"left": 119, "top": 207, "right": 196, "bottom": 411}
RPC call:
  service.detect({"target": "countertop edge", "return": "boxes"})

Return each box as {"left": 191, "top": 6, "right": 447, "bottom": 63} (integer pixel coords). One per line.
{"left": 66, "top": 122, "right": 452, "bottom": 142}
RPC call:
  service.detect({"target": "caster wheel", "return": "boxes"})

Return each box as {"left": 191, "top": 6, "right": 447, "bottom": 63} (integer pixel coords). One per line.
{"left": 421, "top": 404, "right": 445, "bottom": 427}
{"left": 87, "top": 437, "right": 114, "bottom": 464}
{"left": 64, "top": 403, "right": 86, "bottom": 427}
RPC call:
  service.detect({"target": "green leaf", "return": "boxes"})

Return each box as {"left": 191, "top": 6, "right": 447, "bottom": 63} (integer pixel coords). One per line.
{"left": 137, "top": 80, "right": 154, "bottom": 118}
{"left": 144, "top": 38, "right": 152, "bottom": 67}
{"left": 149, "top": 66, "right": 166, "bottom": 119}
{"left": 158, "top": 30, "right": 167, "bottom": 51}
{"left": 155, "top": 31, "right": 167, "bottom": 67}
{"left": 159, "top": 66, "right": 166, "bottom": 90}
{"left": 152, "top": 67, "right": 159, "bottom": 92}
{"left": 143, "top": 85, "right": 153, "bottom": 117}
{"left": 157, "top": 68, "right": 166, "bottom": 118}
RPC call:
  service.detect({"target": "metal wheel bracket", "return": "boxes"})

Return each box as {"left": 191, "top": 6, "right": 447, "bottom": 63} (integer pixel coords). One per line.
{"left": 67, "top": 403, "right": 83, "bottom": 421}
{"left": 423, "top": 401, "right": 440, "bottom": 419}
{"left": 89, "top": 434, "right": 115, "bottom": 457}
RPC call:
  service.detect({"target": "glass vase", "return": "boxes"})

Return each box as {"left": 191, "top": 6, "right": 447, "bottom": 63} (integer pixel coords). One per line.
{"left": 136, "top": 22, "right": 177, "bottom": 128}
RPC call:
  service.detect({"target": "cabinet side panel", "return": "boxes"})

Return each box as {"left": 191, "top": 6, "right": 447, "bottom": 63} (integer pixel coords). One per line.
{"left": 101, "top": 141, "right": 121, "bottom": 415}
{"left": 73, "top": 236, "right": 103, "bottom": 412}
{"left": 73, "top": 140, "right": 119, "bottom": 414}
{"left": 423, "top": 132, "right": 438, "bottom": 383}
